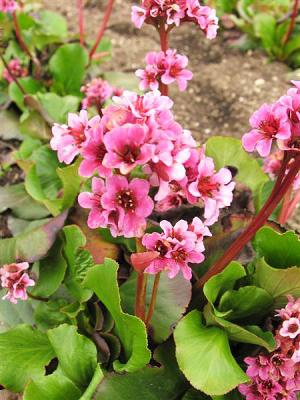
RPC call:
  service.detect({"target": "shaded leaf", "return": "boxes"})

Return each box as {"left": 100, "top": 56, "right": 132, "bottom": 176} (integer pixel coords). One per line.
{"left": 8, "top": 78, "right": 44, "bottom": 111}
{"left": 0, "top": 291, "right": 34, "bottom": 332}
{"left": 84, "top": 259, "right": 151, "bottom": 372}
{"left": 120, "top": 271, "right": 192, "bottom": 343}
{"left": 174, "top": 310, "right": 248, "bottom": 396}
{"left": 34, "top": 299, "right": 72, "bottom": 330}
{"left": 19, "top": 110, "right": 51, "bottom": 140}
{"left": 0, "top": 211, "right": 67, "bottom": 264}
{"left": 0, "top": 110, "right": 23, "bottom": 140}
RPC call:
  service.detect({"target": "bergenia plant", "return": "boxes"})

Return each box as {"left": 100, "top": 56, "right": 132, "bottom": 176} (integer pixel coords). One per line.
{"left": 2, "top": 1, "right": 300, "bottom": 400}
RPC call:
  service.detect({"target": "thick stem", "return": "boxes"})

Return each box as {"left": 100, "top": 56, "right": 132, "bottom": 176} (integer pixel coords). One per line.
{"left": 195, "top": 155, "right": 300, "bottom": 290}
{"left": 89, "top": 0, "right": 114, "bottom": 62}
{"left": 135, "top": 272, "right": 147, "bottom": 321}
{"left": 159, "top": 21, "right": 169, "bottom": 96}
{"left": 283, "top": 0, "right": 299, "bottom": 45}
{"left": 77, "top": 0, "right": 85, "bottom": 46}
{"left": 278, "top": 186, "right": 293, "bottom": 225}
{"left": 145, "top": 273, "right": 161, "bottom": 327}
{"left": 12, "top": 11, "right": 41, "bottom": 78}
{"left": 281, "top": 187, "right": 300, "bottom": 223}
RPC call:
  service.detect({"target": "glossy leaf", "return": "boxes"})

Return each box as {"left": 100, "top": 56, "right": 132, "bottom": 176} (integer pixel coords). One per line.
{"left": 0, "top": 325, "right": 55, "bottom": 392}
{"left": 0, "top": 211, "right": 67, "bottom": 264}
{"left": 49, "top": 44, "right": 88, "bottom": 95}
{"left": 84, "top": 258, "right": 151, "bottom": 372}
{"left": 253, "top": 227, "right": 300, "bottom": 268}
{"left": 38, "top": 93, "right": 80, "bottom": 124}
{"left": 174, "top": 310, "right": 249, "bottom": 396}
{"left": 120, "top": 271, "right": 192, "bottom": 342}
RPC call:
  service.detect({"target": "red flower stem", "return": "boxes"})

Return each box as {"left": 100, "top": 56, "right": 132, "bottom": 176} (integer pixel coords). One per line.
{"left": 194, "top": 155, "right": 300, "bottom": 290}
{"left": 77, "top": 0, "right": 85, "bottom": 46}
{"left": 283, "top": 0, "right": 299, "bottom": 45}
{"left": 278, "top": 186, "right": 293, "bottom": 224}
{"left": 159, "top": 21, "right": 169, "bottom": 96}
{"left": 135, "top": 272, "right": 147, "bottom": 321}
{"left": 12, "top": 11, "right": 41, "bottom": 78}
{"left": 281, "top": 187, "right": 300, "bottom": 223}
{"left": 145, "top": 273, "right": 161, "bottom": 327}
{"left": 89, "top": 0, "right": 114, "bottom": 62}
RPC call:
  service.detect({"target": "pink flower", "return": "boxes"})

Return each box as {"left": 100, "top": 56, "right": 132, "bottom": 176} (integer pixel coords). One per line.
{"left": 3, "top": 59, "right": 27, "bottom": 83}
{"left": 155, "top": 180, "right": 186, "bottom": 211}
{"left": 101, "top": 175, "right": 154, "bottom": 238}
{"left": 81, "top": 78, "right": 113, "bottom": 109}
{"left": 51, "top": 110, "right": 89, "bottom": 164}
{"left": 189, "top": 216, "right": 211, "bottom": 252}
{"left": 280, "top": 318, "right": 300, "bottom": 339}
{"left": 131, "top": 5, "right": 147, "bottom": 28}
{"left": 242, "top": 103, "right": 291, "bottom": 157}
{"left": 0, "top": 0, "right": 17, "bottom": 13}
{"left": 161, "top": 50, "right": 193, "bottom": 91}
{"left": 136, "top": 67, "right": 159, "bottom": 91}
{"left": 79, "top": 118, "right": 111, "bottom": 178}
{"left": 78, "top": 177, "right": 108, "bottom": 229}
{"left": 103, "top": 124, "right": 155, "bottom": 174}
{"left": 188, "top": 155, "right": 235, "bottom": 225}
{"left": 142, "top": 219, "right": 206, "bottom": 280}
{"left": 0, "top": 262, "right": 35, "bottom": 304}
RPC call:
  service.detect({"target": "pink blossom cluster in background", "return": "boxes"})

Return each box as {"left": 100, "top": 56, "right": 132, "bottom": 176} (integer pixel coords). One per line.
{"left": 81, "top": 78, "right": 115, "bottom": 109}
{"left": 0, "top": 0, "right": 17, "bottom": 13}
{"left": 136, "top": 49, "right": 193, "bottom": 92}
{"left": 263, "top": 150, "right": 300, "bottom": 191}
{"left": 242, "top": 80, "right": 300, "bottom": 158}
{"left": 3, "top": 58, "right": 27, "bottom": 83}
{"left": 0, "top": 262, "right": 35, "bottom": 304}
{"left": 51, "top": 90, "right": 235, "bottom": 240}
{"left": 131, "top": 0, "right": 218, "bottom": 39}
{"left": 239, "top": 296, "right": 300, "bottom": 400}
{"left": 142, "top": 218, "right": 211, "bottom": 280}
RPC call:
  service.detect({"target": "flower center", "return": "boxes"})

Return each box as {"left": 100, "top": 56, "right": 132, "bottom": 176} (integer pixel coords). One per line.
{"left": 116, "top": 190, "right": 135, "bottom": 211}
{"left": 288, "top": 322, "right": 299, "bottom": 333}
{"left": 172, "top": 248, "right": 187, "bottom": 263}
{"left": 98, "top": 143, "right": 107, "bottom": 162}
{"left": 262, "top": 380, "right": 274, "bottom": 390}
{"left": 272, "top": 356, "right": 283, "bottom": 366}
{"left": 259, "top": 117, "right": 280, "bottom": 138}
{"left": 169, "top": 64, "right": 180, "bottom": 78}
{"left": 197, "top": 176, "right": 219, "bottom": 197}
{"left": 69, "top": 124, "right": 86, "bottom": 145}
{"left": 122, "top": 145, "right": 141, "bottom": 164}
{"left": 155, "top": 239, "right": 171, "bottom": 256}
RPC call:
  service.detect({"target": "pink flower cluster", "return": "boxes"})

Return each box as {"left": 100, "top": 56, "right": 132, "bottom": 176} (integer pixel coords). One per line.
{"left": 136, "top": 49, "right": 193, "bottom": 92}
{"left": 239, "top": 296, "right": 300, "bottom": 400}
{"left": 263, "top": 150, "right": 300, "bottom": 191}
{"left": 0, "top": 0, "right": 17, "bottom": 13}
{"left": 242, "top": 81, "right": 300, "bottom": 158}
{"left": 3, "top": 59, "right": 27, "bottom": 83}
{"left": 81, "top": 78, "right": 114, "bottom": 110}
{"left": 142, "top": 218, "right": 211, "bottom": 280}
{"left": 51, "top": 90, "right": 234, "bottom": 237}
{"left": 0, "top": 262, "right": 35, "bottom": 304}
{"left": 132, "top": 0, "right": 218, "bottom": 39}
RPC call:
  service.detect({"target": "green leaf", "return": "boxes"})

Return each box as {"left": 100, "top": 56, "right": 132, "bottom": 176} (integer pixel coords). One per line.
{"left": 203, "top": 261, "right": 246, "bottom": 306}
{"left": 253, "top": 258, "right": 300, "bottom": 308}
{"left": 38, "top": 93, "right": 80, "bottom": 124}
{"left": 63, "top": 225, "right": 94, "bottom": 302}
{"left": 94, "top": 342, "right": 187, "bottom": 400}
{"left": 34, "top": 299, "right": 72, "bottom": 330}
{"left": 0, "top": 292, "right": 34, "bottom": 332}
{"left": 218, "top": 286, "right": 273, "bottom": 320}
{"left": 0, "top": 211, "right": 67, "bottom": 264}
{"left": 8, "top": 77, "right": 44, "bottom": 111}
{"left": 84, "top": 258, "right": 151, "bottom": 372}
{"left": 23, "top": 372, "right": 82, "bottom": 400}
{"left": 49, "top": 44, "right": 88, "bottom": 95}
{"left": 253, "top": 227, "right": 300, "bottom": 268}
{"left": 47, "top": 324, "right": 98, "bottom": 389}
{"left": 0, "top": 109, "right": 23, "bottom": 140}
{"left": 205, "top": 137, "right": 268, "bottom": 209}
{"left": 32, "top": 10, "right": 68, "bottom": 49}
{"left": 253, "top": 13, "right": 276, "bottom": 54}
{"left": 99, "top": 228, "right": 136, "bottom": 253}
{"left": 120, "top": 271, "right": 192, "bottom": 343}
{"left": 174, "top": 310, "right": 249, "bottom": 396}
{"left": 203, "top": 304, "right": 275, "bottom": 352}
{"left": 20, "top": 110, "right": 51, "bottom": 140}
{"left": 0, "top": 183, "right": 49, "bottom": 219}
{"left": 0, "top": 325, "right": 55, "bottom": 392}
{"left": 32, "top": 236, "right": 67, "bottom": 297}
